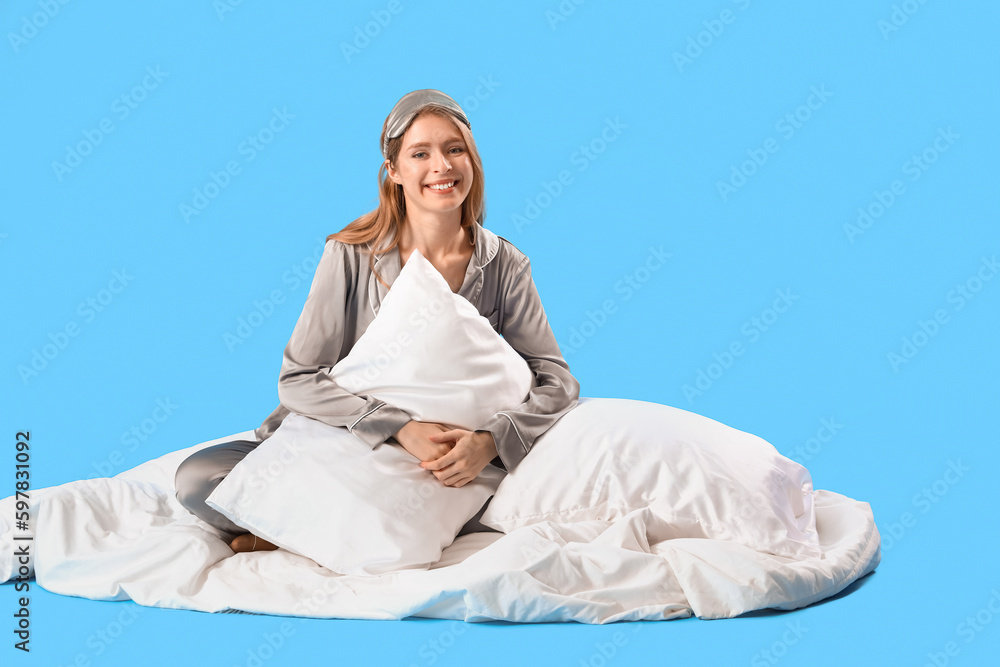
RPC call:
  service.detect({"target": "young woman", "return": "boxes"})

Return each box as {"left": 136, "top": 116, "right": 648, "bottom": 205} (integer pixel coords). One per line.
{"left": 174, "top": 89, "right": 581, "bottom": 554}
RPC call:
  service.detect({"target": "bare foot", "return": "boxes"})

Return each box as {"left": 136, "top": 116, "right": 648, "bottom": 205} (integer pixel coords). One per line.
{"left": 228, "top": 533, "right": 279, "bottom": 553}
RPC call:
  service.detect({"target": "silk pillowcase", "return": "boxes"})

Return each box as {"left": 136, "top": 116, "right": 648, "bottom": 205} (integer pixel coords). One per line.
{"left": 480, "top": 397, "right": 822, "bottom": 560}
{"left": 330, "top": 247, "right": 533, "bottom": 430}
{"left": 207, "top": 248, "right": 531, "bottom": 575}
{"left": 207, "top": 411, "right": 506, "bottom": 575}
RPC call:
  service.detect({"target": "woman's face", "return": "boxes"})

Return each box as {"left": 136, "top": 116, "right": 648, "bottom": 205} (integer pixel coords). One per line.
{"left": 387, "top": 113, "right": 473, "bottom": 222}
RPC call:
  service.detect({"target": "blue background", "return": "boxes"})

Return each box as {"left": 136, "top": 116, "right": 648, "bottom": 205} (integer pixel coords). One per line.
{"left": 3, "top": 1, "right": 998, "bottom": 665}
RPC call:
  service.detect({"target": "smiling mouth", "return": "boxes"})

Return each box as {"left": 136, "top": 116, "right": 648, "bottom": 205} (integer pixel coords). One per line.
{"left": 425, "top": 180, "right": 457, "bottom": 191}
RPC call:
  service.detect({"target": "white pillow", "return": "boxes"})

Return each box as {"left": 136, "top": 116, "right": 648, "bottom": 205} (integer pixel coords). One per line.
{"left": 480, "top": 397, "right": 822, "bottom": 560}
{"left": 206, "top": 411, "right": 505, "bottom": 575}
{"left": 206, "top": 247, "right": 528, "bottom": 574}
{"left": 330, "top": 247, "right": 533, "bottom": 429}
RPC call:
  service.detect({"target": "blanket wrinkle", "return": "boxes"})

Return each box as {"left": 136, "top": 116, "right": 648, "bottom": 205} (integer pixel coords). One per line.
{"left": 0, "top": 432, "right": 880, "bottom": 624}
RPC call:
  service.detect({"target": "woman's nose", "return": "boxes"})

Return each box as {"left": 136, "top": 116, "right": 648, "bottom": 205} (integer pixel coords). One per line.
{"left": 433, "top": 151, "right": 452, "bottom": 171}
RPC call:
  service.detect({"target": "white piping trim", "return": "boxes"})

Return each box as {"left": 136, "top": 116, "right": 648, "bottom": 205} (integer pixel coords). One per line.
{"left": 497, "top": 411, "right": 527, "bottom": 454}
{"left": 349, "top": 404, "right": 381, "bottom": 431}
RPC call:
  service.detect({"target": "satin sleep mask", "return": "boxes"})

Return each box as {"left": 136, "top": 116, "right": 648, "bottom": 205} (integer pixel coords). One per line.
{"left": 382, "top": 89, "right": 471, "bottom": 159}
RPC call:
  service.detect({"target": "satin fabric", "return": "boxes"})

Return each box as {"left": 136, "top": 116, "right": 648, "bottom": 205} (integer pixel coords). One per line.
{"left": 253, "top": 222, "right": 581, "bottom": 473}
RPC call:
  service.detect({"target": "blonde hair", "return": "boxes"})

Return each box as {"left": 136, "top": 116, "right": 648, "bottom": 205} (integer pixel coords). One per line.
{"left": 327, "top": 105, "right": 487, "bottom": 289}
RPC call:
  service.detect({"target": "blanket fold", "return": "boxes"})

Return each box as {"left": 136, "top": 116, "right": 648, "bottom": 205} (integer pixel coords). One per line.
{"left": 0, "top": 431, "right": 879, "bottom": 623}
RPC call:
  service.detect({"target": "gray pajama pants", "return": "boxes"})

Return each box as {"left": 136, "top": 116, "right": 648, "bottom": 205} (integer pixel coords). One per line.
{"left": 174, "top": 439, "right": 500, "bottom": 541}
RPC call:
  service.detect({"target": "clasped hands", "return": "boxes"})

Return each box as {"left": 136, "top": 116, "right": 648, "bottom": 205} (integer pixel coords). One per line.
{"left": 391, "top": 420, "right": 497, "bottom": 488}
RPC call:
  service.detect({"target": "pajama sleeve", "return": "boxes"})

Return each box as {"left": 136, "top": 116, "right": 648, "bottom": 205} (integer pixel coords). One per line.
{"left": 276, "top": 240, "right": 412, "bottom": 448}
{"left": 475, "top": 254, "right": 581, "bottom": 472}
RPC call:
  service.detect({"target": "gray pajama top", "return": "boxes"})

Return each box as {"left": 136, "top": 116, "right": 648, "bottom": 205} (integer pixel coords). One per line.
{"left": 252, "top": 222, "right": 581, "bottom": 472}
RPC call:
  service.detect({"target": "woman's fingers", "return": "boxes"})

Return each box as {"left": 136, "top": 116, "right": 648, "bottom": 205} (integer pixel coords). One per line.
{"left": 426, "top": 458, "right": 472, "bottom": 486}
{"left": 428, "top": 429, "right": 465, "bottom": 442}
{"left": 422, "top": 439, "right": 470, "bottom": 470}
{"left": 421, "top": 434, "right": 482, "bottom": 486}
{"left": 441, "top": 472, "right": 468, "bottom": 487}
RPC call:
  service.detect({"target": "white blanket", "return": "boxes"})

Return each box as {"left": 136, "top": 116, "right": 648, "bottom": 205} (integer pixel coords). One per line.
{"left": 0, "top": 429, "right": 880, "bottom": 623}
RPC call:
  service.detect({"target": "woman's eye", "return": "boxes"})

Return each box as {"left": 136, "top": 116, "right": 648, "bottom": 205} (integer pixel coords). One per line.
{"left": 412, "top": 147, "right": 463, "bottom": 158}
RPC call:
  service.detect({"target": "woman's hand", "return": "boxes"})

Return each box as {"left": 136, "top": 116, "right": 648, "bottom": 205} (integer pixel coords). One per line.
{"left": 392, "top": 420, "right": 455, "bottom": 463}
{"left": 420, "top": 429, "right": 498, "bottom": 488}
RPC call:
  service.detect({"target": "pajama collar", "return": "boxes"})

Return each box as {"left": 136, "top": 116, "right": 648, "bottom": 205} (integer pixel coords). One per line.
{"left": 366, "top": 222, "right": 500, "bottom": 318}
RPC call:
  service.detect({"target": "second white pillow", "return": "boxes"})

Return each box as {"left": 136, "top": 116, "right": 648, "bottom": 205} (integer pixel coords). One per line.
{"left": 481, "top": 397, "right": 821, "bottom": 560}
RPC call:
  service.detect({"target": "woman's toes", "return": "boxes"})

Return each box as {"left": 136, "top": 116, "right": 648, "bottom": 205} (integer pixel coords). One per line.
{"left": 228, "top": 533, "right": 279, "bottom": 553}
{"left": 252, "top": 536, "right": 279, "bottom": 551}
{"left": 228, "top": 533, "right": 254, "bottom": 552}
